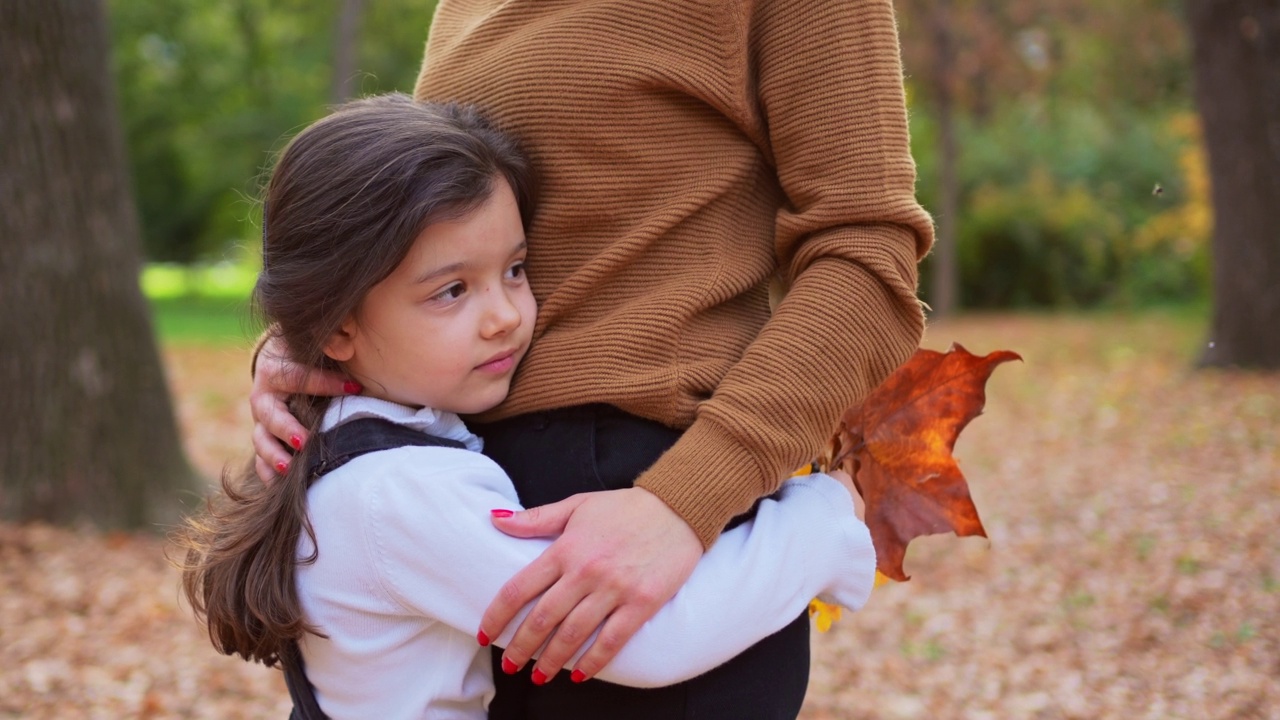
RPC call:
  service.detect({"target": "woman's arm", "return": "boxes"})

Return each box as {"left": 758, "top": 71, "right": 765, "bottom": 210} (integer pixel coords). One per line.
{"left": 582, "top": 474, "right": 874, "bottom": 687}
{"left": 359, "top": 449, "right": 874, "bottom": 686}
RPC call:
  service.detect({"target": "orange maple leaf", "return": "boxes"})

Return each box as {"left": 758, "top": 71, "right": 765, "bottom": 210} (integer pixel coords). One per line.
{"left": 823, "top": 344, "right": 1021, "bottom": 582}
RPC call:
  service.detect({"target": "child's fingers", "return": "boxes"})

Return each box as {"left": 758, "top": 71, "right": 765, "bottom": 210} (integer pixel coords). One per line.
{"left": 827, "top": 468, "right": 865, "bottom": 520}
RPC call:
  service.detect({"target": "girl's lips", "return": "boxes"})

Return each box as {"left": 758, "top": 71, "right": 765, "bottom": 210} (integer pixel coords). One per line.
{"left": 476, "top": 350, "right": 517, "bottom": 373}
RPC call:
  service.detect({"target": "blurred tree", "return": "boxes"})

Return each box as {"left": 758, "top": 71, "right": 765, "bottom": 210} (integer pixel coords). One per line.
{"left": 0, "top": 0, "right": 195, "bottom": 526}
{"left": 930, "top": 0, "right": 959, "bottom": 316}
{"left": 897, "top": 0, "right": 1197, "bottom": 310}
{"left": 332, "top": 0, "right": 368, "bottom": 103}
{"left": 1188, "top": 0, "right": 1280, "bottom": 369}
{"left": 109, "top": 0, "right": 437, "bottom": 263}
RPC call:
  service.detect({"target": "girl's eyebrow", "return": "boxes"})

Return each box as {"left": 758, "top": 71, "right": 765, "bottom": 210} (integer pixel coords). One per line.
{"left": 412, "top": 262, "right": 465, "bottom": 286}
{"left": 411, "top": 240, "right": 527, "bottom": 285}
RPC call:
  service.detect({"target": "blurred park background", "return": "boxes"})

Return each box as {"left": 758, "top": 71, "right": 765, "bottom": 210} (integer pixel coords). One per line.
{"left": 1, "top": 0, "right": 1277, "bottom": 718}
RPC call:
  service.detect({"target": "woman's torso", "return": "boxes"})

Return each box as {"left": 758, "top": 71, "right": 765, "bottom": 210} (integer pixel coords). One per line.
{"left": 416, "top": 0, "right": 782, "bottom": 428}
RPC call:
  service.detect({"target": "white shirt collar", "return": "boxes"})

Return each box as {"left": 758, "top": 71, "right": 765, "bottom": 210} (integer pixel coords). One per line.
{"left": 320, "top": 395, "right": 484, "bottom": 453}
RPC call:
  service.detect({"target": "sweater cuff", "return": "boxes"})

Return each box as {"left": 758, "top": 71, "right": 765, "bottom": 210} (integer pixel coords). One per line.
{"left": 634, "top": 419, "right": 770, "bottom": 549}
{"left": 249, "top": 327, "right": 274, "bottom": 379}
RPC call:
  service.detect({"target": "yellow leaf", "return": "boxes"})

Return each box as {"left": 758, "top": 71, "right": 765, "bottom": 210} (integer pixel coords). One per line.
{"left": 808, "top": 598, "right": 842, "bottom": 632}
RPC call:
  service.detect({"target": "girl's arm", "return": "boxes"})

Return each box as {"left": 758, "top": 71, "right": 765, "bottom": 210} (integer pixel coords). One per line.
{"left": 361, "top": 448, "right": 874, "bottom": 687}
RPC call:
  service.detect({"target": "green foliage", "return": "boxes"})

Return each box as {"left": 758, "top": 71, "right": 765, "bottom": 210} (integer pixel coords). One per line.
{"left": 109, "top": 0, "right": 436, "bottom": 262}
{"left": 913, "top": 101, "right": 1209, "bottom": 309}
{"left": 111, "top": 0, "right": 1207, "bottom": 309}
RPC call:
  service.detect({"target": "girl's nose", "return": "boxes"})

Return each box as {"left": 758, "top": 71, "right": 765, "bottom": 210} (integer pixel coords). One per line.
{"left": 480, "top": 286, "right": 522, "bottom": 338}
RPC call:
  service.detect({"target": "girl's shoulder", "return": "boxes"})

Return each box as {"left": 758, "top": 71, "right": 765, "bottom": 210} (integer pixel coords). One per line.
{"left": 311, "top": 445, "right": 517, "bottom": 514}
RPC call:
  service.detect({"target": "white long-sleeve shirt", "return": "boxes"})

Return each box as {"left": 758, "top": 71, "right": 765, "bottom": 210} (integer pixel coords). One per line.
{"left": 297, "top": 396, "right": 875, "bottom": 720}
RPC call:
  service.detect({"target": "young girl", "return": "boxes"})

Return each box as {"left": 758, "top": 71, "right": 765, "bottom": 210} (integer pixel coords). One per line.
{"left": 178, "top": 94, "right": 876, "bottom": 719}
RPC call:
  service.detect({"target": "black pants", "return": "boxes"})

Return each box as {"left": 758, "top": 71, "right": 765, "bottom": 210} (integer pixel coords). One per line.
{"left": 472, "top": 404, "right": 810, "bottom": 720}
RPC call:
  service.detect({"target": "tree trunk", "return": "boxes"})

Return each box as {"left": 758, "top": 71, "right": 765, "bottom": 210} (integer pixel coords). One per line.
{"left": 330, "top": 0, "right": 367, "bottom": 104}
{"left": 929, "top": 0, "right": 960, "bottom": 317}
{"left": 1188, "top": 0, "right": 1280, "bottom": 369}
{"left": 0, "top": 0, "right": 195, "bottom": 527}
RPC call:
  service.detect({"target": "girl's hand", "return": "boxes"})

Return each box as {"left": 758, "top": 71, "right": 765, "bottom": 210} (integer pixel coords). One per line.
{"left": 249, "top": 334, "right": 358, "bottom": 481}
{"left": 828, "top": 468, "right": 865, "bottom": 522}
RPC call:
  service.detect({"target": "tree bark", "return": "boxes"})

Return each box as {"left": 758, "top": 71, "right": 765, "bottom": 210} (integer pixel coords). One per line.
{"left": 1188, "top": 0, "right": 1280, "bottom": 369}
{"left": 0, "top": 0, "right": 195, "bottom": 527}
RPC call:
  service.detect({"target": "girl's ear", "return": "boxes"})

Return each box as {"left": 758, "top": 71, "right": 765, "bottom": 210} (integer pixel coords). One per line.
{"left": 323, "top": 315, "right": 358, "bottom": 363}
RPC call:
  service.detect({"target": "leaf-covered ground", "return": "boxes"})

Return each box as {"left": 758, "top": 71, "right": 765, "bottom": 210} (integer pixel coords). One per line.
{"left": 3, "top": 313, "right": 1276, "bottom": 719}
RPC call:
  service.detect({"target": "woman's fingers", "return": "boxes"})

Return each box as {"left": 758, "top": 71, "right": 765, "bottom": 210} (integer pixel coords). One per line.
{"left": 526, "top": 594, "right": 613, "bottom": 682}
{"left": 254, "top": 455, "right": 276, "bottom": 484}
{"left": 249, "top": 335, "right": 361, "bottom": 475}
{"left": 498, "top": 574, "right": 602, "bottom": 679}
{"left": 490, "top": 494, "right": 589, "bottom": 538}
{"left": 251, "top": 390, "right": 308, "bottom": 454}
{"left": 252, "top": 421, "right": 293, "bottom": 477}
{"left": 256, "top": 342, "right": 356, "bottom": 398}
{"left": 566, "top": 604, "right": 651, "bottom": 683}
{"left": 481, "top": 488, "right": 702, "bottom": 680}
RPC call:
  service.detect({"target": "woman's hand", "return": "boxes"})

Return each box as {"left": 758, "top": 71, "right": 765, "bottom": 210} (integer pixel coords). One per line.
{"left": 249, "top": 334, "right": 358, "bottom": 481}
{"left": 481, "top": 487, "right": 703, "bottom": 683}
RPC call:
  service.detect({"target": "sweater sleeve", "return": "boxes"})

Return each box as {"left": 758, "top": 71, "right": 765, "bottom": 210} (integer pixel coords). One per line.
{"left": 634, "top": 0, "right": 933, "bottom": 548}
{"left": 362, "top": 449, "right": 874, "bottom": 686}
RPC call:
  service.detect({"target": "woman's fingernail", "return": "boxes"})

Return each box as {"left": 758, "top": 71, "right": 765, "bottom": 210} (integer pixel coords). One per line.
{"left": 275, "top": 460, "right": 289, "bottom": 474}
{"left": 477, "top": 630, "right": 490, "bottom": 647}
{"left": 570, "top": 669, "right": 588, "bottom": 683}
{"left": 501, "top": 657, "right": 519, "bottom": 675}
{"left": 289, "top": 435, "right": 303, "bottom": 450}
{"left": 531, "top": 668, "right": 548, "bottom": 685}
{"left": 343, "top": 381, "right": 362, "bottom": 394}
{"left": 490, "top": 509, "right": 514, "bottom": 518}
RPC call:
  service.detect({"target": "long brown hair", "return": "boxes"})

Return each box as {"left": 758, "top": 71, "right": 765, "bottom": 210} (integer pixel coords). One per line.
{"left": 175, "top": 93, "right": 534, "bottom": 667}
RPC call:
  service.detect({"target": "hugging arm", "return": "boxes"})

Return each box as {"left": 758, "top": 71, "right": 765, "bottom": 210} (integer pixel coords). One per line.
{"left": 362, "top": 451, "right": 874, "bottom": 686}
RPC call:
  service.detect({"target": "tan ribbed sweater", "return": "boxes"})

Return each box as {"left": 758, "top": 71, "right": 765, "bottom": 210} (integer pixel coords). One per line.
{"left": 414, "top": 0, "right": 933, "bottom": 548}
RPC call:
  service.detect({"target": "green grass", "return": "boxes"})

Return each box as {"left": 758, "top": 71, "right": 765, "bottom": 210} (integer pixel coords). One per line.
{"left": 141, "top": 262, "right": 257, "bottom": 299}
{"left": 149, "top": 295, "right": 258, "bottom": 345}
{"left": 143, "top": 263, "right": 258, "bottom": 345}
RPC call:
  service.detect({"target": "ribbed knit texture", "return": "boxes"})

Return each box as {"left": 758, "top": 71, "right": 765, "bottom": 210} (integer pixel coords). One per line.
{"left": 415, "top": 0, "right": 933, "bottom": 547}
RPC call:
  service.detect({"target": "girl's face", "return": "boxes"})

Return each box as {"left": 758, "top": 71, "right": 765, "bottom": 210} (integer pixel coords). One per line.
{"left": 324, "top": 179, "right": 536, "bottom": 414}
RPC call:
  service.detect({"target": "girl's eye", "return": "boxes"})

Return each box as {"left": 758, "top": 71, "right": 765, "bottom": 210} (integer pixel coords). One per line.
{"left": 506, "top": 262, "right": 526, "bottom": 280}
{"left": 430, "top": 283, "right": 465, "bottom": 302}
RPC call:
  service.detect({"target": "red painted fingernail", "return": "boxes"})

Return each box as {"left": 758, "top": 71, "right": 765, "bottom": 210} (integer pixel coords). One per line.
{"left": 531, "top": 668, "right": 548, "bottom": 685}
{"left": 289, "top": 435, "right": 303, "bottom": 450}
{"left": 477, "top": 630, "right": 490, "bottom": 647}
{"left": 570, "top": 669, "right": 587, "bottom": 683}
{"left": 501, "top": 657, "right": 519, "bottom": 675}
{"left": 343, "top": 381, "right": 362, "bottom": 394}
{"left": 490, "top": 509, "right": 514, "bottom": 518}
{"left": 275, "top": 460, "right": 289, "bottom": 474}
